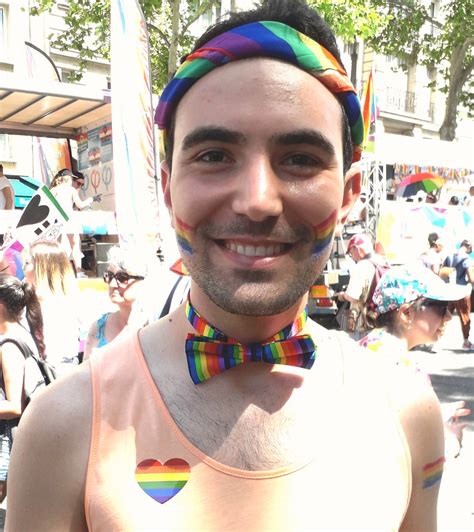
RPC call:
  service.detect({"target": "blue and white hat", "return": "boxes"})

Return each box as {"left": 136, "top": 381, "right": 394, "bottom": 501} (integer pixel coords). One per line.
{"left": 372, "top": 265, "right": 471, "bottom": 314}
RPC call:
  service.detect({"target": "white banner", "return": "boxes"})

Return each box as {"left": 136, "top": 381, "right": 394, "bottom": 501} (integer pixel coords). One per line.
{"left": 111, "top": 0, "right": 159, "bottom": 248}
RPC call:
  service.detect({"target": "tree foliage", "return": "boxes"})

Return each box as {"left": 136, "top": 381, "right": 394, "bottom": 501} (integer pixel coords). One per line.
{"left": 29, "top": 0, "right": 220, "bottom": 91}
{"left": 311, "top": 0, "right": 473, "bottom": 141}
{"left": 30, "top": 0, "right": 472, "bottom": 140}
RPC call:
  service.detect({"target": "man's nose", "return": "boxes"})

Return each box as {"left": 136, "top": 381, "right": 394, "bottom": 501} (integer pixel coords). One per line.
{"left": 231, "top": 158, "right": 283, "bottom": 221}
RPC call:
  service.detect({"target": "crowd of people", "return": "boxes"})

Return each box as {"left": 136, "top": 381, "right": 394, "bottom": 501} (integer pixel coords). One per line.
{"left": 0, "top": 0, "right": 471, "bottom": 529}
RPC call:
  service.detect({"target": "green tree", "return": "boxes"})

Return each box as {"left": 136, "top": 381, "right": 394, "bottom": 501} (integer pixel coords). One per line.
{"left": 29, "top": 0, "right": 221, "bottom": 92}
{"left": 368, "top": 0, "right": 473, "bottom": 141}
{"left": 311, "top": 0, "right": 473, "bottom": 141}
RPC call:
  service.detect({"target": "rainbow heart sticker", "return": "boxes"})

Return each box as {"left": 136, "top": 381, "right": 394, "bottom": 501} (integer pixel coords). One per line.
{"left": 136, "top": 458, "right": 191, "bottom": 504}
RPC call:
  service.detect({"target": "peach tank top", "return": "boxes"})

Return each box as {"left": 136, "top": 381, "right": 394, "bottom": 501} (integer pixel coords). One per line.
{"left": 85, "top": 331, "right": 411, "bottom": 531}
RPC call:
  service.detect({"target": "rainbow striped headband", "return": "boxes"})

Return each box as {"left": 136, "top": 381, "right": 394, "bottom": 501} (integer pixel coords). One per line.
{"left": 155, "top": 21, "right": 363, "bottom": 163}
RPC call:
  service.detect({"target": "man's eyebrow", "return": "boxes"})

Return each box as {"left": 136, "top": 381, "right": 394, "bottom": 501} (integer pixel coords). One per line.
{"left": 272, "top": 130, "right": 336, "bottom": 158}
{"left": 181, "top": 127, "right": 246, "bottom": 150}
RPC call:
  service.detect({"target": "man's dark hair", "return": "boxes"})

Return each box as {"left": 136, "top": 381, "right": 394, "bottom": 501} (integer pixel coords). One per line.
{"left": 165, "top": 0, "right": 353, "bottom": 174}
{"left": 461, "top": 239, "right": 472, "bottom": 249}
{"left": 0, "top": 164, "right": 3, "bottom": 173}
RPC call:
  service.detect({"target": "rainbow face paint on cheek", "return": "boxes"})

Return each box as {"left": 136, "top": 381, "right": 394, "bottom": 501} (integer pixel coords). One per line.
{"left": 312, "top": 210, "right": 338, "bottom": 257}
{"left": 175, "top": 216, "right": 194, "bottom": 255}
{"left": 422, "top": 456, "right": 445, "bottom": 489}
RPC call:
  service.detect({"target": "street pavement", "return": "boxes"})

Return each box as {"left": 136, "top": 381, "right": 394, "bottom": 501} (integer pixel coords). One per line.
{"left": 0, "top": 314, "right": 472, "bottom": 530}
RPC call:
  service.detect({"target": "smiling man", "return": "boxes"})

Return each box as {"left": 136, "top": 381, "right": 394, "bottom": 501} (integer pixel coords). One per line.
{"left": 7, "top": 1, "right": 444, "bottom": 530}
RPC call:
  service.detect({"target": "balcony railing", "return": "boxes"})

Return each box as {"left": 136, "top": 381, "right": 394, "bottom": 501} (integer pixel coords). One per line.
{"left": 380, "top": 87, "right": 435, "bottom": 121}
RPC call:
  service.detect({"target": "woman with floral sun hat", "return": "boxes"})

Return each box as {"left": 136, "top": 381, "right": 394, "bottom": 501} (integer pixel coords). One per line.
{"left": 359, "top": 265, "right": 471, "bottom": 458}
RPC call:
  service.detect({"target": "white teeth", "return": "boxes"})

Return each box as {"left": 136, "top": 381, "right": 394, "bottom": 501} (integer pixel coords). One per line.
{"left": 227, "top": 242, "right": 284, "bottom": 257}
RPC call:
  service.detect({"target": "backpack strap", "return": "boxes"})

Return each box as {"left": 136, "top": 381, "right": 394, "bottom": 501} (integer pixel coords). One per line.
{"left": 159, "top": 277, "right": 183, "bottom": 319}
{"left": 0, "top": 337, "right": 34, "bottom": 359}
{"left": 0, "top": 338, "right": 55, "bottom": 385}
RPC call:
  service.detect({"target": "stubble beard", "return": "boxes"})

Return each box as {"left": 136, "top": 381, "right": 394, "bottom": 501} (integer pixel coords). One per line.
{"left": 181, "top": 226, "right": 330, "bottom": 316}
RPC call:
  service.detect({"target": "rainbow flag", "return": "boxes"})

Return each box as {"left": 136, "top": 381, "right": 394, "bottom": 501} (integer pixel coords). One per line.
{"left": 361, "top": 68, "right": 378, "bottom": 152}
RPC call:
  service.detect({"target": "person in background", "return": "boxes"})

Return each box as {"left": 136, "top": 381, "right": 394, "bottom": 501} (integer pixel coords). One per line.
{"left": 442, "top": 239, "right": 474, "bottom": 350}
{"left": 337, "top": 233, "right": 389, "bottom": 339}
{"left": 7, "top": 1, "right": 444, "bottom": 529}
{"left": 70, "top": 173, "right": 87, "bottom": 276}
{"left": 466, "top": 185, "right": 474, "bottom": 208}
{"left": 0, "top": 274, "right": 45, "bottom": 502}
{"left": 83, "top": 245, "right": 147, "bottom": 360}
{"left": 0, "top": 164, "right": 15, "bottom": 247}
{"left": 360, "top": 265, "right": 471, "bottom": 459}
{"left": 49, "top": 169, "right": 102, "bottom": 275}
{"left": 23, "top": 240, "right": 80, "bottom": 375}
{"left": 0, "top": 164, "right": 14, "bottom": 211}
{"left": 448, "top": 195, "right": 459, "bottom": 206}
{"left": 420, "top": 232, "right": 444, "bottom": 275}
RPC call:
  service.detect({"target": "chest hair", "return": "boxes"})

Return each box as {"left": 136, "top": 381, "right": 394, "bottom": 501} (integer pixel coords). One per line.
{"left": 158, "top": 372, "right": 319, "bottom": 471}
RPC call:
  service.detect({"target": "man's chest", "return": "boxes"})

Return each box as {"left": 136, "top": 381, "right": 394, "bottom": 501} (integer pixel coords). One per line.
{"left": 155, "top": 362, "right": 340, "bottom": 471}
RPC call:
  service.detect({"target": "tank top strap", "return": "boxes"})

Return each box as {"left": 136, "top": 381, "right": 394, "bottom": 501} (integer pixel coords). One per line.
{"left": 95, "top": 312, "right": 111, "bottom": 348}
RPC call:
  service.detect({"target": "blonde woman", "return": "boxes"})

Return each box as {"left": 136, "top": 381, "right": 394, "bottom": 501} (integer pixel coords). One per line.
{"left": 84, "top": 245, "right": 148, "bottom": 360}
{"left": 23, "top": 240, "right": 80, "bottom": 376}
{"left": 49, "top": 169, "right": 101, "bottom": 274}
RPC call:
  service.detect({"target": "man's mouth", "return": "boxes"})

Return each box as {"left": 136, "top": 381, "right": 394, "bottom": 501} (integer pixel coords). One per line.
{"left": 216, "top": 240, "right": 292, "bottom": 257}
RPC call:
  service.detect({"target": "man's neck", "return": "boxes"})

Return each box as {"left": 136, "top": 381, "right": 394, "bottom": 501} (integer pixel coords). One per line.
{"left": 188, "top": 281, "right": 308, "bottom": 344}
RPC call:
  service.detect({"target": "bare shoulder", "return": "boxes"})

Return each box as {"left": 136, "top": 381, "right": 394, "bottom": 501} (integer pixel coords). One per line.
{"left": 6, "top": 362, "right": 93, "bottom": 531}
{"left": 84, "top": 319, "right": 100, "bottom": 360}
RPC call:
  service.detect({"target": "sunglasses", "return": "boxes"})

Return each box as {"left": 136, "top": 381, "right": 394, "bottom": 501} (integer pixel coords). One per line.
{"left": 103, "top": 270, "right": 144, "bottom": 286}
{"left": 422, "top": 299, "right": 449, "bottom": 318}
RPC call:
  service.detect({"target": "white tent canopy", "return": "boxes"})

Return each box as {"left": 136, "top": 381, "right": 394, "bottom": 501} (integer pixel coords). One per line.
{"left": 0, "top": 73, "right": 111, "bottom": 139}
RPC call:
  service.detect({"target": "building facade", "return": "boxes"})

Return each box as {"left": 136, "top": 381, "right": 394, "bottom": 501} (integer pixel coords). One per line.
{"left": 1, "top": 0, "right": 472, "bottom": 186}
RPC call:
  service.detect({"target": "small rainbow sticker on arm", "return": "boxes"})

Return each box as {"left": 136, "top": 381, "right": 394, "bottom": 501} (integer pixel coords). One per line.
{"left": 136, "top": 458, "right": 190, "bottom": 504}
{"left": 312, "top": 209, "right": 337, "bottom": 257}
{"left": 175, "top": 217, "right": 194, "bottom": 255}
{"left": 422, "top": 456, "right": 445, "bottom": 489}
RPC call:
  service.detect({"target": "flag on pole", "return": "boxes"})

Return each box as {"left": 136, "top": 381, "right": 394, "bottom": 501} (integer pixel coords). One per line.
{"left": 361, "top": 68, "right": 378, "bottom": 153}
{"left": 111, "top": 0, "right": 159, "bottom": 248}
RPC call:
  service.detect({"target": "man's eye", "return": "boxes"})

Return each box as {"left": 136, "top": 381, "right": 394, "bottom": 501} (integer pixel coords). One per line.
{"left": 197, "top": 150, "right": 230, "bottom": 163}
{"left": 283, "top": 154, "right": 320, "bottom": 167}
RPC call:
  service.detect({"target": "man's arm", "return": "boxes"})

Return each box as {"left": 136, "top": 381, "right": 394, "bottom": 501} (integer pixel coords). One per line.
{"left": 394, "top": 374, "right": 445, "bottom": 532}
{"left": 6, "top": 363, "right": 92, "bottom": 531}
{"left": 466, "top": 265, "right": 474, "bottom": 284}
{"left": 1, "top": 187, "right": 13, "bottom": 210}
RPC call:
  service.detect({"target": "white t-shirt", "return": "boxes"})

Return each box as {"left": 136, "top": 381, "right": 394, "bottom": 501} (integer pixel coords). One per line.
{"left": 346, "top": 259, "right": 376, "bottom": 301}
{"left": 0, "top": 176, "right": 15, "bottom": 210}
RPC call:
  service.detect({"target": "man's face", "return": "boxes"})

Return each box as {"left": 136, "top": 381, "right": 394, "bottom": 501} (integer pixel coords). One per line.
{"left": 162, "top": 58, "right": 359, "bottom": 316}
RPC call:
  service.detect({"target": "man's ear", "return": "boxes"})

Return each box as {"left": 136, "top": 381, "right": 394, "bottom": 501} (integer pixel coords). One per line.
{"left": 161, "top": 160, "right": 174, "bottom": 228}
{"left": 336, "top": 163, "right": 361, "bottom": 233}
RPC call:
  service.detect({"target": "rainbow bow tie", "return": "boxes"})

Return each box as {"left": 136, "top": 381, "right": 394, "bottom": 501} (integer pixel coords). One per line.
{"left": 185, "top": 300, "right": 316, "bottom": 384}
